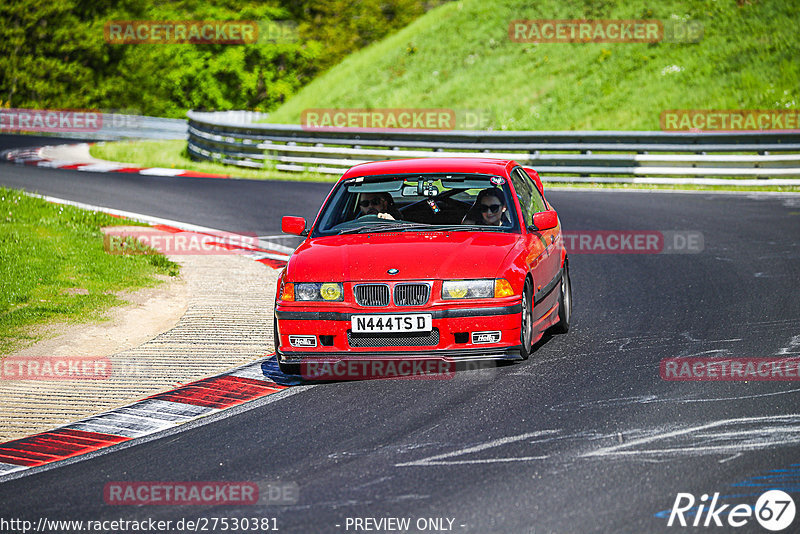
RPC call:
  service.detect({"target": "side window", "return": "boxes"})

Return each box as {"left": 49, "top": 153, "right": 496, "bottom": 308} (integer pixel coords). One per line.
{"left": 530, "top": 184, "right": 547, "bottom": 213}
{"left": 520, "top": 168, "right": 547, "bottom": 213}
{"left": 510, "top": 168, "right": 535, "bottom": 226}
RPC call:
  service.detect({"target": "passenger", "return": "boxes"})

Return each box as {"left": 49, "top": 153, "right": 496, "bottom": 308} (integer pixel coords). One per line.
{"left": 358, "top": 192, "right": 402, "bottom": 220}
{"left": 462, "top": 188, "right": 509, "bottom": 226}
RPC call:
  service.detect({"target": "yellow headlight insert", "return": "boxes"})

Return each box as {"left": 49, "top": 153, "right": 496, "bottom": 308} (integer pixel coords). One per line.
{"left": 446, "top": 284, "right": 469, "bottom": 299}
{"left": 442, "top": 280, "right": 494, "bottom": 299}
{"left": 320, "top": 282, "right": 342, "bottom": 301}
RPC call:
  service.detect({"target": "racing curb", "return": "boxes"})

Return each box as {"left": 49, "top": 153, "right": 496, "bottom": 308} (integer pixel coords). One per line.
{"left": 0, "top": 196, "right": 297, "bottom": 481}
{"left": 1, "top": 143, "right": 233, "bottom": 179}
{"left": 0, "top": 356, "right": 292, "bottom": 480}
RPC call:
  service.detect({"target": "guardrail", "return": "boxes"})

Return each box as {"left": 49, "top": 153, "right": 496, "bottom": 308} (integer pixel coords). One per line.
{"left": 187, "top": 110, "right": 800, "bottom": 184}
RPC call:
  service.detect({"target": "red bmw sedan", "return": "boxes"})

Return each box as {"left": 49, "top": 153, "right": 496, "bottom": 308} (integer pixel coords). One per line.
{"left": 275, "top": 158, "right": 570, "bottom": 375}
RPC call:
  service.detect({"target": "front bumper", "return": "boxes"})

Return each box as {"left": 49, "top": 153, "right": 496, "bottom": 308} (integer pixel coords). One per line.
{"left": 275, "top": 302, "right": 523, "bottom": 364}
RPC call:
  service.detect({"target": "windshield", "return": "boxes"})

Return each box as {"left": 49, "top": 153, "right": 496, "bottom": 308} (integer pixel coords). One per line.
{"left": 311, "top": 173, "right": 520, "bottom": 236}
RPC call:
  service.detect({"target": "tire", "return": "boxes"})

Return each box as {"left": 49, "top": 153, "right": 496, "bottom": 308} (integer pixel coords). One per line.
{"left": 273, "top": 313, "right": 279, "bottom": 354}
{"left": 278, "top": 360, "right": 300, "bottom": 376}
{"left": 552, "top": 261, "right": 571, "bottom": 334}
{"left": 519, "top": 279, "right": 534, "bottom": 360}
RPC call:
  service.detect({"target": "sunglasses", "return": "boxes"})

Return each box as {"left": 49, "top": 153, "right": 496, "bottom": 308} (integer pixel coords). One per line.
{"left": 480, "top": 204, "right": 502, "bottom": 213}
{"left": 359, "top": 198, "right": 384, "bottom": 208}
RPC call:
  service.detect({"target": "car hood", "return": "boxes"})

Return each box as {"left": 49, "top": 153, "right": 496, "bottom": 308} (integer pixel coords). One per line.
{"left": 287, "top": 232, "right": 520, "bottom": 282}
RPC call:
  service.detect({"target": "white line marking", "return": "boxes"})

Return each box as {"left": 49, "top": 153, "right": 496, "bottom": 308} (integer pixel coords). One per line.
{"left": 396, "top": 430, "right": 558, "bottom": 467}
{"left": 0, "top": 463, "right": 26, "bottom": 476}
{"left": 583, "top": 414, "right": 800, "bottom": 458}
{"left": 35, "top": 159, "right": 77, "bottom": 168}
{"left": 138, "top": 167, "right": 184, "bottom": 176}
{"left": 549, "top": 387, "right": 800, "bottom": 412}
{"left": 77, "top": 163, "right": 126, "bottom": 172}
{"left": 777, "top": 334, "right": 800, "bottom": 355}
{"left": 405, "top": 456, "right": 551, "bottom": 466}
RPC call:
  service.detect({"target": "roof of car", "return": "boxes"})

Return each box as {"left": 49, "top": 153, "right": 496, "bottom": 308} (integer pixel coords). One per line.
{"left": 340, "top": 158, "right": 517, "bottom": 180}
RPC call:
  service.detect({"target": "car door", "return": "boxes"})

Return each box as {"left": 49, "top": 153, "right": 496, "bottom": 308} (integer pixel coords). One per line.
{"left": 510, "top": 167, "right": 561, "bottom": 318}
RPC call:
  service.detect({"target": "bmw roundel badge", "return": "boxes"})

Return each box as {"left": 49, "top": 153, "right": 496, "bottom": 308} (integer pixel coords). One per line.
{"left": 387, "top": 268, "right": 399, "bottom": 275}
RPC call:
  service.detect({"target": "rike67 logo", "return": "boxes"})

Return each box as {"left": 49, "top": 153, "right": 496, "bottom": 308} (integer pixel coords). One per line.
{"left": 667, "top": 490, "right": 795, "bottom": 531}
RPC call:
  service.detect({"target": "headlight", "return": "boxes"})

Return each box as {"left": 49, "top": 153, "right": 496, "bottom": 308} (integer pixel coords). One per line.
{"left": 441, "top": 279, "right": 515, "bottom": 299}
{"left": 295, "top": 282, "right": 343, "bottom": 301}
{"left": 442, "top": 279, "right": 494, "bottom": 299}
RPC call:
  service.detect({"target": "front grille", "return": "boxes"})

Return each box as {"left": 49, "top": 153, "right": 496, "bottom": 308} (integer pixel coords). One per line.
{"left": 348, "top": 328, "right": 440, "bottom": 348}
{"left": 354, "top": 284, "right": 390, "bottom": 307}
{"left": 394, "top": 283, "right": 430, "bottom": 306}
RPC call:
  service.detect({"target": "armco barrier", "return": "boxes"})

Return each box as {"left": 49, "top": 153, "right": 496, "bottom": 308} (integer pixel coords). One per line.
{"left": 187, "top": 110, "right": 800, "bottom": 183}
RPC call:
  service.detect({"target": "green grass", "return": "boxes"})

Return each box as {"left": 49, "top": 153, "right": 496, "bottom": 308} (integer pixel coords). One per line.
{"left": 266, "top": 0, "right": 799, "bottom": 131}
{"left": 90, "top": 140, "right": 338, "bottom": 183}
{"left": 0, "top": 188, "right": 180, "bottom": 354}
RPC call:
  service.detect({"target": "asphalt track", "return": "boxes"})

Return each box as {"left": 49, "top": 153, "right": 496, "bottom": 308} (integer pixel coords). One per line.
{"left": 2, "top": 134, "right": 800, "bottom": 533}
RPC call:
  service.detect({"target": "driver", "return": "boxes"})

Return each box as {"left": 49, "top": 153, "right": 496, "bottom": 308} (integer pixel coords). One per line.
{"left": 358, "top": 192, "right": 402, "bottom": 220}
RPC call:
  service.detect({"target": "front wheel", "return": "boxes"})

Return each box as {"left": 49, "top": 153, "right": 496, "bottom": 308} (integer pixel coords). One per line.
{"left": 551, "top": 262, "right": 571, "bottom": 334}
{"left": 277, "top": 359, "right": 300, "bottom": 376}
{"left": 519, "top": 279, "right": 534, "bottom": 360}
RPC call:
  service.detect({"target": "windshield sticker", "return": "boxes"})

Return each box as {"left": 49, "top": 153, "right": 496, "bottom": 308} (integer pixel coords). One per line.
{"left": 490, "top": 176, "right": 506, "bottom": 186}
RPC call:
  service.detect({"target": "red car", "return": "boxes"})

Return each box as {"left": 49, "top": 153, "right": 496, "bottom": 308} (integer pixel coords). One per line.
{"left": 275, "top": 158, "right": 570, "bottom": 376}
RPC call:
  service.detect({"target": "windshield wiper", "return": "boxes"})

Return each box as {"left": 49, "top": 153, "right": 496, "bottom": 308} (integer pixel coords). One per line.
{"left": 402, "top": 225, "right": 506, "bottom": 232}
{"left": 338, "top": 222, "right": 430, "bottom": 234}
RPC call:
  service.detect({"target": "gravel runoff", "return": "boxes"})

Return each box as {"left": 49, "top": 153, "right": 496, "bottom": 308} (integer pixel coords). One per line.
{"left": 0, "top": 254, "right": 279, "bottom": 442}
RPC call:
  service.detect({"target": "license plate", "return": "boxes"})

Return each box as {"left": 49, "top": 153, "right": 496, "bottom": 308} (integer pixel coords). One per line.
{"left": 351, "top": 314, "right": 432, "bottom": 333}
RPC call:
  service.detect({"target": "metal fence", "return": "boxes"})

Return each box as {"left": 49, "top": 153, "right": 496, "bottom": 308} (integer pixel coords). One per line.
{"left": 187, "top": 110, "right": 800, "bottom": 185}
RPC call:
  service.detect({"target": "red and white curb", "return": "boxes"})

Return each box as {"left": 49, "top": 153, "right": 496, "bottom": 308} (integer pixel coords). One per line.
{"left": 2, "top": 144, "right": 233, "bottom": 179}
{"left": 0, "top": 196, "right": 298, "bottom": 480}
{"left": 0, "top": 358, "right": 291, "bottom": 478}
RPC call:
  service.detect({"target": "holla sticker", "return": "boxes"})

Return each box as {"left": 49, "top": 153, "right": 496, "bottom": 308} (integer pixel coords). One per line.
{"left": 490, "top": 176, "right": 506, "bottom": 186}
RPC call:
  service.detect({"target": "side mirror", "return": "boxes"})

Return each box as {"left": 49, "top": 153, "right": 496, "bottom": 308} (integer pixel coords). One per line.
{"left": 528, "top": 210, "right": 558, "bottom": 232}
{"left": 282, "top": 216, "right": 308, "bottom": 236}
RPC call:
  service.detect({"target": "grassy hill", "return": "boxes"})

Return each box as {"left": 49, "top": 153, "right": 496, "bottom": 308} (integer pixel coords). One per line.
{"left": 267, "top": 0, "right": 799, "bottom": 130}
